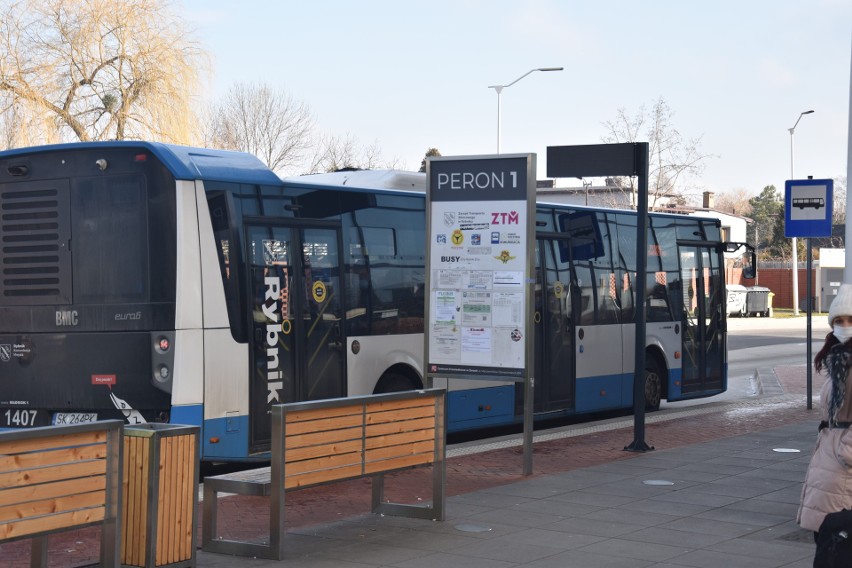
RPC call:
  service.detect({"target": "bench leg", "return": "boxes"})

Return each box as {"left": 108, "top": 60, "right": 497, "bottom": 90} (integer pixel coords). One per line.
{"left": 30, "top": 536, "right": 48, "bottom": 568}
{"left": 202, "top": 481, "right": 281, "bottom": 560}
{"left": 202, "top": 483, "right": 218, "bottom": 550}
{"left": 432, "top": 458, "right": 446, "bottom": 521}
{"left": 371, "top": 473, "right": 385, "bottom": 512}
{"left": 100, "top": 519, "right": 120, "bottom": 568}
{"left": 270, "top": 482, "right": 285, "bottom": 560}
{"left": 371, "top": 469, "right": 444, "bottom": 521}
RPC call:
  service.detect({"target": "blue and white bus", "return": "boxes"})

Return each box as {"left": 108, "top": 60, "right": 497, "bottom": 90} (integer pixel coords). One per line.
{"left": 0, "top": 142, "right": 753, "bottom": 461}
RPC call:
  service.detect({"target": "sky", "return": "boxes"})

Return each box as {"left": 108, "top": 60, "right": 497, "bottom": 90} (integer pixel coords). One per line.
{"left": 180, "top": 0, "right": 851, "bottom": 200}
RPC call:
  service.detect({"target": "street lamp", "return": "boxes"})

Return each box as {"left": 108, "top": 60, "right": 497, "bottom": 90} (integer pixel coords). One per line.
{"left": 488, "top": 67, "right": 563, "bottom": 154}
{"left": 788, "top": 109, "right": 814, "bottom": 316}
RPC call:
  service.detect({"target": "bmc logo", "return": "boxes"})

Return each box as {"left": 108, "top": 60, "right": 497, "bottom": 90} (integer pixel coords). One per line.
{"left": 491, "top": 211, "right": 519, "bottom": 225}
{"left": 55, "top": 310, "right": 79, "bottom": 326}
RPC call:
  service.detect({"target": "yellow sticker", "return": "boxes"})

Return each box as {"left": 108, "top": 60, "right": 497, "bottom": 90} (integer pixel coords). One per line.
{"left": 494, "top": 250, "right": 516, "bottom": 264}
{"left": 312, "top": 280, "right": 327, "bottom": 303}
{"left": 281, "top": 319, "right": 292, "bottom": 335}
{"left": 554, "top": 281, "right": 564, "bottom": 298}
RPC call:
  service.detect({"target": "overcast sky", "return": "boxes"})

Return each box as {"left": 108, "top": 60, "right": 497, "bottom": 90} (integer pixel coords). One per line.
{"left": 181, "top": 0, "right": 850, "bottom": 197}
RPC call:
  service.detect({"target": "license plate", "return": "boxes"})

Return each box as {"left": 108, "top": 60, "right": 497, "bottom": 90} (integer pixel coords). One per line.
{"left": 52, "top": 412, "right": 98, "bottom": 425}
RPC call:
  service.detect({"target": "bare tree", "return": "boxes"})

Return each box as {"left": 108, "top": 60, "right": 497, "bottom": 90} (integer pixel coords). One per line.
{"left": 713, "top": 188, "right": 754, "bottom": 217}
{"left": 601, "top": 97, "right": 713, "bottom": 209}
{"left": 205, "top": 82, "right": 314, "bottom": 175}
{"left": 0, "top": 0, "right": 206, "bottom": 145}
{"left": 833, "top": 175, "right": 847, "bottom": 225}
{"left": 0, "top": 91, "right": 67, "bottom": 149}
{"left": 305, "top": 133, "right": 396, "bottom": 173}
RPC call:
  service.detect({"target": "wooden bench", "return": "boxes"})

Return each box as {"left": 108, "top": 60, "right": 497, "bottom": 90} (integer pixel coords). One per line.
{"left": 202, "top": 389, "right": 446, "bottom": 560}
{"left": 0, "top": 420, "right": 124, "bottom": 568}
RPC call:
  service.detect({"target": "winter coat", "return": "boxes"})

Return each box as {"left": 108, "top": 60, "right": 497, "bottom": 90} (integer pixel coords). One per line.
{"left": 798, "top": 377, "right": 852, "bottom": 532}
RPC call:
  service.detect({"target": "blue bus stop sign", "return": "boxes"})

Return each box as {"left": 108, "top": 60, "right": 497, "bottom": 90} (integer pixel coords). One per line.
{"left": 784, "top": 178, "right": 833, "bottom": 238}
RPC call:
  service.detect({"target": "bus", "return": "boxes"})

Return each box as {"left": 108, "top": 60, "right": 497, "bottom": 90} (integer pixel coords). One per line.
{"left": 0, "top": 142, "right": 754, "bottom": 461}
{"left": 791, "top": 197, "right": 824, "bottom": 210}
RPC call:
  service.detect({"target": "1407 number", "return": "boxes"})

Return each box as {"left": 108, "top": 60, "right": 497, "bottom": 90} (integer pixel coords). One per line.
{"left": 4, "top": 409, "right": 38, "bottom": 427}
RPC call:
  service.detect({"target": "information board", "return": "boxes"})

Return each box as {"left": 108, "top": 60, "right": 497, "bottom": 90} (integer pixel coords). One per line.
{"left": 425, "top": 155, "right": 535, "bottom": 381}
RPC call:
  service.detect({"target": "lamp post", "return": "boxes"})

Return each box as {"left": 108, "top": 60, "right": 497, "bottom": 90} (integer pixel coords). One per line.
{"left": 488, "top": 67, "right": 563, "bottom": 154}
{"left": 788, "top": 109, "right": 814, "bottom": 315}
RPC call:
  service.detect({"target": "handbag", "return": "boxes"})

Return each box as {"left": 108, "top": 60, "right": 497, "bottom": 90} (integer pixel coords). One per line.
{"left": 815, "top": 510, "right": 852, "bottom": 568}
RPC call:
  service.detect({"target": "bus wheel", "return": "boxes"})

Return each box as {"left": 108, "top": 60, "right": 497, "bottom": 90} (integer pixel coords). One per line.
{"left": 374, "top": 372, "right": 418, "bottom": 393}
{"left": 644, "top": 359, "right": 663, "bottom": 411}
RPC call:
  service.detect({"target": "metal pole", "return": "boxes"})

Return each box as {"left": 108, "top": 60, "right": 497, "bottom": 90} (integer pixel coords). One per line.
{"left": 523, "top": 374, "right": 534, "bottom": 475}
{"left": 488, "top": 67, "right": 562, "bottom": 156}
{"left": 496, "top": 87, "right": 503, "bottom": 154}
{"left": 791, "top": 130, "right": 799, "bottom": 315}
{"left": 807, "top": 239, "right": 813, "bottom": 409}
{"left": 847, "top": 38, "right": 852, "bottom": 281}
{"left": 789, "top": 110, "right": 814, "bottom": 314}
{"left": 754, "top": 222, "right": 759, "bottom": 286}
{"left": 625, "top": 142, "right": 652, "bottom": 452}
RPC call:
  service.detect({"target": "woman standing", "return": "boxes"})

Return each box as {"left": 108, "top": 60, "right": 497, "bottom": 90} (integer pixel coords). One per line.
{"left": 798, "top": 283, "right": 852, "bottom": 566}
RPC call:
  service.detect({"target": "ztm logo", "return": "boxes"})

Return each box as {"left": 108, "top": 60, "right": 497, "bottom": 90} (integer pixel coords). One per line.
{"left": 0, "top": 344, "right": 10, "bottom": 363}
{"left": 491, "top": 211, "right": 519, "bottom": 225}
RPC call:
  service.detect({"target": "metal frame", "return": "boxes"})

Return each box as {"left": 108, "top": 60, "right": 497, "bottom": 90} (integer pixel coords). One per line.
{"left": 202, "top": 389, "right": 447, "bottom": 560}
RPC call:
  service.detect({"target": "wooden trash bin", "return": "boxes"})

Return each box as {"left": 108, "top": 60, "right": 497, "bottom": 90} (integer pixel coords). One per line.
{"left": 122, "top": 424, "right": 199, "bottom": 568}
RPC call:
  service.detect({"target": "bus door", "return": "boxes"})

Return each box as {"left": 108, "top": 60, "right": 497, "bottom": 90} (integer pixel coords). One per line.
{"left": 678, "top": 243, "right": 725, "bottom": 394}
{"left": 245, "top": 223, "right": 346, "bottom": 453}
{"left": 531, "top": 237, "right": 575, "bottom": 412}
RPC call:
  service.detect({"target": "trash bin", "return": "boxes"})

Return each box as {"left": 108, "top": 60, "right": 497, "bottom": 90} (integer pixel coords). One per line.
{"left": 745, "top": 286, "right": 771, "bottom": 317}
{"left": 726, "top": 284, "right": 748, "bottom": 317}
{"left": 122, "top": 424, "right": 200, "bottom": 568}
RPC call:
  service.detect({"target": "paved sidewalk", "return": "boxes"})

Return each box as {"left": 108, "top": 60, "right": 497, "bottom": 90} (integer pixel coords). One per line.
{"left": 200, "top": 420, "right": 817, "bottom": 568}
{"left": 1, "top": 365, "right": 823, "bottom": 567}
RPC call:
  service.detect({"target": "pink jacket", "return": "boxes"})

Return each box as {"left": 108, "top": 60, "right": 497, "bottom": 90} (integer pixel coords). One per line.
{"left": 798, "top": 378, "right": 852, "bottom": 532}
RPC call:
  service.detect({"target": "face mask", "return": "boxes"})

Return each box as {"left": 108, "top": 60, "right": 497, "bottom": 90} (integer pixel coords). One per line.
{"left": 835, "top": 325, "right": 852, "bottom": 343}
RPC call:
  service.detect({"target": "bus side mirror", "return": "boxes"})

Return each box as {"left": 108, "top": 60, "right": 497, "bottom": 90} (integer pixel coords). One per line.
{"left": 742, "top": 249, "right": 756, "bottom": 280}
{"left": 722, "top": 242, "right": 756, "bottom": 280}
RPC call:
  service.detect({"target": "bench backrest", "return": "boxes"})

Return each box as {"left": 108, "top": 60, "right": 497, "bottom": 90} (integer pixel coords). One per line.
{"left": 0, "top": 420, "right": 123, "bottom": 544}
{"left": 272, "top": 389, "right": 445, "bottom": 490}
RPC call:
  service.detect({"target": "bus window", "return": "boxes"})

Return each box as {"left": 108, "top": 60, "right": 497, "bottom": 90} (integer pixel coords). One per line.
{"left": 71, "top": 175, "right": 148, "bottom": 303}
